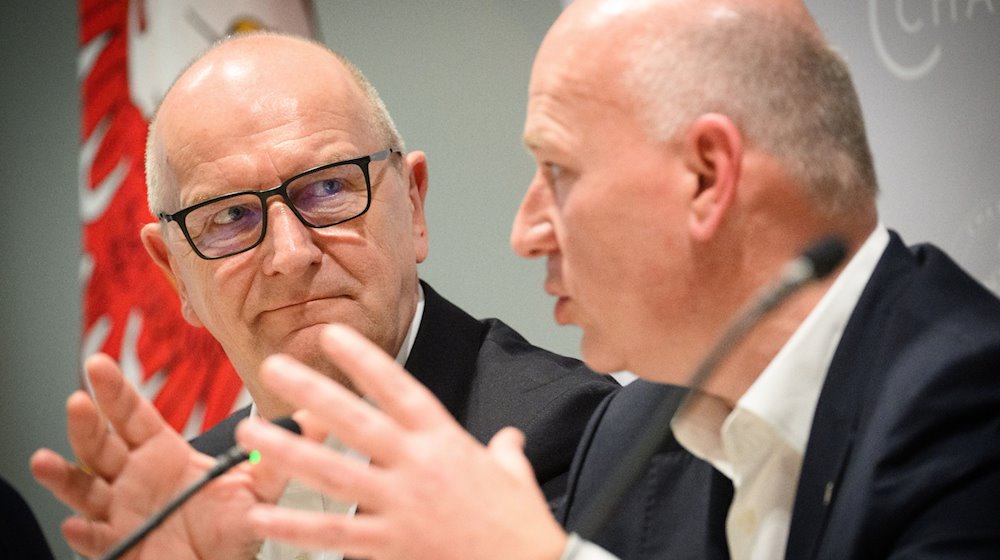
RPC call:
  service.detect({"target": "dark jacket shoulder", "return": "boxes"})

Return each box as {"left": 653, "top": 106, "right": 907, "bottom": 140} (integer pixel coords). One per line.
{"left": 0, "top": 476, "right": 55, "bottom": 560}
{"left": 790, "top": 233, "right": 1000, "bottom": 559}
{"left": 561, "top": 380, "right": 731, "bottom": 560}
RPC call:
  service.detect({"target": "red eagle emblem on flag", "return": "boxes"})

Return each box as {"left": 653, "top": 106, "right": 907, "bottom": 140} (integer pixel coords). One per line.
{"left": 79, "top": 0, "right": 314, "bottom": 436}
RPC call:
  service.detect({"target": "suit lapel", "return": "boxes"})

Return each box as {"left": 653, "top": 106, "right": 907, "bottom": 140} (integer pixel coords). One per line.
{"left": 786, "top": 233, "right": 914, "bottom": 559}
{"left": 403, "top": 281, "right": 484, "bottom": 425}
{"left": 189, "top": 405, "right": 251, "bottom": 455}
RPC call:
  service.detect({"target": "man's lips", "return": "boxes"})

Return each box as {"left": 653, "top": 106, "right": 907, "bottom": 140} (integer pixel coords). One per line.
{"left": 543, "top": 274, "right": 572, "bottom": 324}
{"left": 553, "top": 295, "right": 571, "bottom": 325}
{"left": 543, "top": 276, "right": 564, "bottom": 298}
{"left": 260, "top": 295, "right": 346, "bottom": 315}
{"left": 266, "top": 300, "right": 315, "bottom": 314}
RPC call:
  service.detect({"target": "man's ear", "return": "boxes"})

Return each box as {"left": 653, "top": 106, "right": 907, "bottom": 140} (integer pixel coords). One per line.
{"left": 140, "top": 222, "right": 204, "bottom": 327}
{"left": 404, "top": 150, "right": 430, "bottom": 263}
{"left": 682, "top": 113, "right": 743, "bottom": 242}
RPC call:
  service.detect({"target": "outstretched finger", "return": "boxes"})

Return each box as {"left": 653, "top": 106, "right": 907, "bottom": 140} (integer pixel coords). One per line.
{"left": 248, "top": 505, "right": 387, "bottom": 559}
{"left": 319, "top": 324, "right": 454, "bottom": 431}
{"left": 258, "top": 354, "right": 406, "bottom": 465}
{"left": 85, "top": 353, "right": 174, "bottom": 450}
{"left": 30, "top": 447, "right": 111, "bottom": 521}
{"left": 66, "top": 388, "right": 129, "bottom": 484}
{"left": 61, "top": 514, "right": 121, "bottom": 559}
{"left": 486, "top": 427, "right": 537, "bottom": 484}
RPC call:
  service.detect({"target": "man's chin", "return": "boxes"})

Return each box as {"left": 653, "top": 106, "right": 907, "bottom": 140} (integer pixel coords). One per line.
{"left": 278, "top": 340, "right": 358, "bottom": 392}
{"left": 277, "top": 321, "right": 327, "bottom": 347}
{"left": 579, "top": 333, "right": 627, "bottom": 375}
{"left": 274, "top": 324, "right": 338, "bottom": 370}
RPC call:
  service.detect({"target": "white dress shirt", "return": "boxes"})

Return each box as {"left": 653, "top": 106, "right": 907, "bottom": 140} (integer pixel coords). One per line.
{"left": 565, "top": 226, "right": 889, "bottom": 560}
{"left": 256, "top": 286, "right": 426, "bottom": 560}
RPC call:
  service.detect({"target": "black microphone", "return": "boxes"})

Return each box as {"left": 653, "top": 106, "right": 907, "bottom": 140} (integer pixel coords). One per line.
{"left": 100, "top": 416, "right": 302, "bottom": 560}
{"left": 573, "top": 236, "right": 847, "bottom": 539}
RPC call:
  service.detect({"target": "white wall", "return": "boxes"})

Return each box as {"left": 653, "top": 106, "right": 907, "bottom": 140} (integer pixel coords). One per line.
{"left": 312, "top": 1, "right": 580, "bottom": 359}
{"left": 806, "top": 1, "right": 1000, "bottom": 292}
{"left": 1, "top": 2, "right": 81, "bottom": 559}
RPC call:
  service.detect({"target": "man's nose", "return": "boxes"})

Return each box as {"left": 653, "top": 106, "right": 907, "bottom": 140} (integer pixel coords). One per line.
{"left": 260, "top": 201, "right": 322, "bottom": 275}
{"left": 511, "top": 177, "right": 557, "bottom": 259}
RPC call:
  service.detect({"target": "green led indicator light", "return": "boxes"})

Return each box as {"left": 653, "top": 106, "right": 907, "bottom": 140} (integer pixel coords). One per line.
{"left": 248, "top": 450, "right": 262, "bottom": 465}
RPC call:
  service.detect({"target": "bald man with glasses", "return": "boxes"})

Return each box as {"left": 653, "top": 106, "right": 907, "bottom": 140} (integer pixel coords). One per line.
{"left": 31, "top": 32, "right": 616, "bottom": 560}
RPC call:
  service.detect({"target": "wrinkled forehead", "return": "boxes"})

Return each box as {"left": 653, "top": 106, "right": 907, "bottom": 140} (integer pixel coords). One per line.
{"left": 152, "top": 49, "right": 381, "bottom": 199}
{"left": 160, "top": 46, "right": 375, "bottom": 147}
{"left": 524, "top": 14, "right": 633, "bottom": 150}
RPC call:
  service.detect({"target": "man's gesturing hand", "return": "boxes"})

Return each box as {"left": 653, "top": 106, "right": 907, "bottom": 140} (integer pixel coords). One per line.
{"left": 236, "top": 323, "right": 568, "bottom": 560}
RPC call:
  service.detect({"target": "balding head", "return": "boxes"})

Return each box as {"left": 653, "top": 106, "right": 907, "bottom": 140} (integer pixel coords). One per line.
{"left": 137, "top": 33, "right": 430, "bottom": 413}
{"left": 539, "top": 0, "right": 876, "bottom": 219}
{"left": 516, "top": 0, "right": 878, "bottom": 385}
{"left": 146, "top": 33, "right": 402, "bottom": 215}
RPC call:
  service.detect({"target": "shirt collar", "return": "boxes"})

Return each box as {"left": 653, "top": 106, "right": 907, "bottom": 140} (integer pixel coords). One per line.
{"left": 738, "top": 225, "right": 889, "bottom": 453}
{"left": 394, "top": 282, "right": 425, "bottom": 366}
{"left": 674, "top": 225, "right": 890, "bottom": 471}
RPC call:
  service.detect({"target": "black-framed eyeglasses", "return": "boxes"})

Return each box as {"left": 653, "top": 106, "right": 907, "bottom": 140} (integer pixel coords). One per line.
{"left": 158, "top": 148, "right": 400, "bottom": 260}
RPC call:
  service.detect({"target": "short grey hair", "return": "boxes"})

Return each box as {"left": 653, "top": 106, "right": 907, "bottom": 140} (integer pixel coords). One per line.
{"left": 145, "top": 33, "right": 405, "bottom": 215}
{"left": 622, "top": 7, "right": 878, "bottom": 217}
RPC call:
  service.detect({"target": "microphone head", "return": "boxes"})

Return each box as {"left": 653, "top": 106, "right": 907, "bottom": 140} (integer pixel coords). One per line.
{"left": 803, "top": 236, "right": 847, "bottom": 279}
{"left": 271, "top": 416, "right": 303, "bottom": 436}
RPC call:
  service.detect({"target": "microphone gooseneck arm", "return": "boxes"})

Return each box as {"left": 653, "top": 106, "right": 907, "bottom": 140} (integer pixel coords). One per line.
{"left": 572, "top": 236, "right": 847, "bottom": 539}
{"left": 681, "top": 236, "right": 847, "bottom": 405}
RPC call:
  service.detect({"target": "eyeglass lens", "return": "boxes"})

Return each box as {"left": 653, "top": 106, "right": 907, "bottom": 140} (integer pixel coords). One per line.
{"left": 184, "top": 161, "right": 370, "bottom": 258}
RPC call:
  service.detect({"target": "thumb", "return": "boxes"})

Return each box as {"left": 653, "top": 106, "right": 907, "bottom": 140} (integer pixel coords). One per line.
{"left": 487, "top": 427, "right": 536, "bottom": 483}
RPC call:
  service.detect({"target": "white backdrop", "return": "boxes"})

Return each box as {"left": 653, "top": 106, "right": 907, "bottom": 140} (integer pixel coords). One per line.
{"left": 807, "top": 1, "right": 1000, "bottom": 294}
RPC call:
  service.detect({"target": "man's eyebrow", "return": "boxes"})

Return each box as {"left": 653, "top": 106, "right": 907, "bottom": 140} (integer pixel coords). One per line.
{"left": 179, "top": 185, "right": 249, "bottom": 209}
{"left": 180, "top": 151, "right": 361, "bottom": 206}
{"left": 184, "top": 186, "right": 240, "bottom": 206}
{"left": 188, "top": 192, "right": 217, "bottom": 205}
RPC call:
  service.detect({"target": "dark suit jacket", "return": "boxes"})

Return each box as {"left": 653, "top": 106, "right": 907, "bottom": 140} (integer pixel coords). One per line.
{"left": 191, "top": 281, "right": 618, "bottom": 501}
{"left": 0, "top": 476, "right": 55, "bottom": 560}
{"left": 559, "top": 380, "right": 732, "bottom": 560}
{"left": 560, "top": 232, "right": 1000, "bottom": 559}
{"left": 787, "top": 232, "right": 1000, "bottom": 559}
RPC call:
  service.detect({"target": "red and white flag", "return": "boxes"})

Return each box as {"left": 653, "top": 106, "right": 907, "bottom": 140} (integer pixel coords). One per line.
{"left": 79, "top": 0, "right": 315, "bottom": 436}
